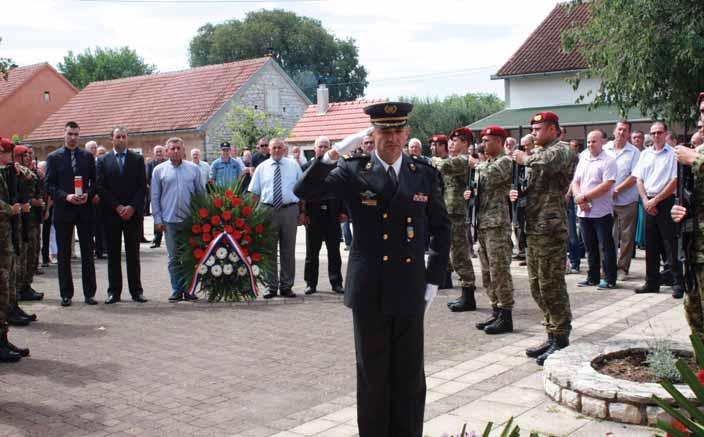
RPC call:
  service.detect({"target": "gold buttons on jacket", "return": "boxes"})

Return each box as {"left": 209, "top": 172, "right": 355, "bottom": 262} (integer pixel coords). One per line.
{"left": 405, "top": 258, "right": 412, "bottom": 263}
{"left": 383, "top": 255, "right": 389, "bottom": 262}
{"left": 383, "top": 234, "right": 388, "bottom": 240}
{"left": 383, "top": 213, "right": 389, "bottom": 219}
{"left": 406, "top": 217, "right": 412, "bottom": 223}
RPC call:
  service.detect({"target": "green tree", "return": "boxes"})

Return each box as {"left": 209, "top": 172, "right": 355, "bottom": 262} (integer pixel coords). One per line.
{"left": 402, "top": 94, "right": 505, "bottom": 146}
{"left": 222, "top": 105, "right": 289, "bottom": 153}
{"left": 563, "top": 0, "right": 704, "bottom": 125}
{"left": 189, "top": 10, "right": 368, "bottom": 102}
{"left": 0, "top": 37, "right": 14, "bottom": 80}
{"left": 58, "top": 46, "right": 157, "bottom": 89}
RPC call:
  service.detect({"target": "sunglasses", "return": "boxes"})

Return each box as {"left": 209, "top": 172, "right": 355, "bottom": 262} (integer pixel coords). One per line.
{"left": 114, "top": 135, "right": 127, "bottom": 139}
{"left": 650, "top": 131, "right": 665, "bottom": 135}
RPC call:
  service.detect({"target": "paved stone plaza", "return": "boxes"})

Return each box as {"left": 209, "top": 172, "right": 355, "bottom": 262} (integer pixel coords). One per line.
{"left": 0, "top": 219, "right": 683, "bottom": 436}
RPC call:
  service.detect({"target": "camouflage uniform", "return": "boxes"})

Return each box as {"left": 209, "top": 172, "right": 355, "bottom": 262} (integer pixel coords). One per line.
{"left": 683, "top": 152, "right": 704, "bottom": 338}
{"left": 524, "top": 139, "right": 575, "bottom": 336}
{"left": 0, "top": 166, "right": 16, "bottom": 332}
{"left": 433, "top": 155, "right": 476, "bottom": 288}
{"left": 475, "top": 151, "right": 514, "bottom": 309}
{"left": 16, "top": 166, "right": 40, "bottom": 293}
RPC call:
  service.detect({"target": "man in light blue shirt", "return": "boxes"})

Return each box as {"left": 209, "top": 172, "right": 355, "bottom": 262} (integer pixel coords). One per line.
{"left": 210, "top": 142, "right": 243, "bottom": 188}
{"left": 248, "top": 138, "right": 303, "bottom": 298}
{"left": 152, "top": 137, "right": 204, "bottom": 301}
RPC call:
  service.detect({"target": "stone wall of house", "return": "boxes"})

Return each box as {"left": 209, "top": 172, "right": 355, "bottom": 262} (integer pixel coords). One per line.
{"left": 203, "top": 62, "right": 308, "bottom": 161}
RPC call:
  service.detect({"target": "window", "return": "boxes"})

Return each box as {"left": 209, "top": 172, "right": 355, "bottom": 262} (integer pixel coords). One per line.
{"left": 266, "top": 89, "right": 281, "bottom": 113}
{"left": 43, "top": 91, "right": 50, "bottom": 103}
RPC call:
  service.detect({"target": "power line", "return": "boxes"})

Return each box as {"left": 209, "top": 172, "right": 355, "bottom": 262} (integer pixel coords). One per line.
{"left": 79, "top": 0, "right": 326, "bottom": 3}
{"left": 327, "top": 65, "right": 498, "bottom": 88}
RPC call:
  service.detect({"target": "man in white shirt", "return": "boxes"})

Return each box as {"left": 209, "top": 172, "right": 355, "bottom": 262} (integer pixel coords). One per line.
{"left": 604, "top": 120, "right": 641, "bottom": 280}
{"left": 190, "top": 148, "right": 210, "bottom": 189}
{"left": 632, "top": 121, "right": 681, "bottom": 297}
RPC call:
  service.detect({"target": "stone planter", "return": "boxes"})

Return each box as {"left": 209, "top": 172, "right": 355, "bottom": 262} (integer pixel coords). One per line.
{"left": 543, "top": 340, "right": 697, "bottom": 425}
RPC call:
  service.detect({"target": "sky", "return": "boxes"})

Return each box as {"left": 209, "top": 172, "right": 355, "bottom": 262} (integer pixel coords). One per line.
{"left": 2, "top": 0, "right": 559, "bottom": 101}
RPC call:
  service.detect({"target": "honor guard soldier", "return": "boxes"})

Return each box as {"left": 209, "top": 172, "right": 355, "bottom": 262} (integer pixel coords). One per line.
{"left": 436, "top": 127, "right": 477, "bottom": 312}
{"left": 429, "top": 134, "right": 449, "bottom": 159}
{"left": 672, "top": 92, "right": 704, "bottom": 339}
{"left": 511, "top": 112, "right": 576, "bottom": 365}
{"left": 466, "top": 125, "right": 516, "bottom": 334}
{"left": 294, "top": 102, "right": 451, "bottom": 437}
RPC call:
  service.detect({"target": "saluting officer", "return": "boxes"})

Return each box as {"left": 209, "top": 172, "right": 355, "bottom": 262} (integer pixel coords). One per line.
{"left": 466, "top": 125, "right": 516, "bottom": 334}
{"left": 511, "top": 112, "right": 576, "bottom": 365}
{"left": 294, "top": 102, "right": 450, "bottom": 437}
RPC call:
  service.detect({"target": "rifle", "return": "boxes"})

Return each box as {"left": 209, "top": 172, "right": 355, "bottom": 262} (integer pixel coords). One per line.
{"left": 511, "top": 145, "right": 527, "bottom": 226}
{"left": 5, "top": 164, "right": 20, "bottom": 255}
{"left": 676, "top": 156, "right": 697, "bottom": 295}
{"left": 467, "top": 165, "right": 479, "bottom": 238}
{"left": 15, "top": 164, "right": 31, "bottom": 244}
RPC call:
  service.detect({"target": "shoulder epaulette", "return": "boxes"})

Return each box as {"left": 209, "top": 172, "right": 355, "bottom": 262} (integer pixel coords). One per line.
{"left": 341, "top": 153, "right": 369, "bottom": 161}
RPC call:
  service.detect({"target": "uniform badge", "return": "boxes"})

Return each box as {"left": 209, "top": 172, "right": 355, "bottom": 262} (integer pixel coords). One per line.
{"left": 412, "top": 193, "right": 428, "bottom": 203}
{"left": 409, "top": 163, "right": 416, "bottom": 172}
{"left": 533, "top": 114, "right": 543, "bottom": 122}
{"left": 384, "top": 105, "right": 398, "bottom": 114}
{"left": 406, "top": 226, "right": 415, "bottom": 240}
{"left": 360, "top": 190, "right": 378, "bottom": 207}
{"left": 365, "top": 161, "right": 373, "bottom": 170}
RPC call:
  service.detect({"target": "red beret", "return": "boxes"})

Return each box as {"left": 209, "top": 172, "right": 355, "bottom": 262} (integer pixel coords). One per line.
{"left": 697, "top": 92, "right": 704, "bottom": 107}
{"left": 428, "top": 134, "right": 448, "bottom": 145}
{"left": 530, "top": 111, "right": 560, "bottom": 126}
{"left": 0, "top": 137, "right": 14, "bottom": 153}
{"left": 13, "top": 145, "right": 29, "bottom": 158}
{"left": 480, "top": 125, "right": 509, "bottom": 139}
{"left": 449, "top": 127, "right": 474, "bottom": 143}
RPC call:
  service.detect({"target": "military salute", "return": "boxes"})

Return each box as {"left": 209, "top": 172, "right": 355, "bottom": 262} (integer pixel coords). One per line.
{"left": 466, "top": 125, "right": 516, "bottom": 334}
{"left": 512, "top": 112, "right": 576, "bottom": 365}
{"left": 295, "top": 102, "right": 450, "bottom": 437}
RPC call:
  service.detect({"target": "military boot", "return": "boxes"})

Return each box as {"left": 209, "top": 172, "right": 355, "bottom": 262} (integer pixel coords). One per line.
{"left": 484, "top": 308, "right": 513, "bottom": 335}
{"left": 440, "top": 270, "right": 454, "bottom": 291}
{"left": 449, "top": 286, "right": 476, "bottom": 312}
{"left": 475, "top": 305, "right": 499, "bottom": 330}
{"left": 2, "top": 331, "right": 29, "bottom": 357}
{"left": 0, "top": 331, "right": 22, "bottom": 363}
{"left": 536, "top": 334, "right": 569, "bottom": 366}
{"left": 17, "top": 286, "right": 43, "bottom": 301}
{"left": 526, "top": 334, "right": 553, "bottom": 358}
{"left": 13, "top": 304, "right": 37, "bottom": 322}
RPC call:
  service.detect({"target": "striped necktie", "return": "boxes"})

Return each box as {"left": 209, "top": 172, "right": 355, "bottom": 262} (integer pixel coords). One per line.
{"left": 71, "top": 149, "right": 78, "bottom": 176}
{"left": 272, "top": 161, "right": 283, "bottom": 209}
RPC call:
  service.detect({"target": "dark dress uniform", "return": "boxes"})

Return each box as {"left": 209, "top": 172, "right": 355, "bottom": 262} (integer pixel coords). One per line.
{"left": 301, "top": 160, "right": 344, "bottom": 291}
{"left": 295, "top": 150, "right": 450, "bottom": 437}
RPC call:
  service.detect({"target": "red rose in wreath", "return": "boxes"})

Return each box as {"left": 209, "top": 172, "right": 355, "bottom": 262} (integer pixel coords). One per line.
{"left": 231, "top": 197, "right": 242, "bottom": 207}
{"left": 188, "top": 237, "right": 198, "bottom": 248}
{"left": 192, "top": 224, "right": 201, "bottom": 234}
{"left": 224, "top": 189, "right": 234, "bottom": 199}
{"left": 697, "top": 369, "right": 704, "bottom": 385}
{"left": 213, "top": 230, "right": 221, "bottom": 238}
{"left": 211, "top": 215, "right": 221, "bottom": 226}
{"left": 240, "top": 248, "right": 249, "bottom": 258}
{"left": 235, "top": 218, "right": 245, "bottom": 229}
{"left": 254, "top": 224, "right": 264, "bottom": 234}
{"left": 213, "top": 197, "right": 223, "bottom": 208}
{"left": 202, "top": 233, "right": 212, "bottom": 243}
{"left": 193, "top": 248, "right": 205, "bottom": 260}
{"left": 242, "top": 206, "right": 252, "bottom": 217}
{"left": 224, "top": 225, "right": 234, "bottom": 234}
{"left": 222, "top": 210, "right": 232, "bottom": 221}
{"left": 198, "top": 208, "right": 209, "bottom": 218}
{"left": 244, "top": 224, "right": 252, "bottom": 234}
{"left": 251, "top": 252, "right": 262, "bottom": 262}
{"left": 243, "top": 235, "right": 253, "bottom": 245}
{"left": 202, "top": 223, "right": 212, "bottom": 234}
{"left": 231, "top": 230, "right": 242, "bottom": 240}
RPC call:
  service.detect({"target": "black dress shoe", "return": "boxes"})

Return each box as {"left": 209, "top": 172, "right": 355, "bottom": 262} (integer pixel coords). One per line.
{"left": 150, "top": 243, "right": 160, "bottom": 249}
{"left": 168, "top": 293, "right": 183, "bottom": 302}
{"left": 183, "top": 293, "right": 198, "bottom": 301}
{"left": 304, "top": 285, "right": 317, "bottom": 295}
{"left": 7, "top": 313, "right": 30, "bottom": 326}
{"left": 140, "top": 238, "right": 150, "bottom": 243}
{"left": 332, "top": 285, "right": 345, "bottom": 294}
{"left": 17, "top": 287, "right": 44, "bottom": 301}
{"left": 132, "top": 294, "right": 148, "bottom": 303}
{"left": 635, "top": 284, "right": 659, "bottom": 294}
{"left": 13, "top": 305, "right": 36, "bottom": 322}
{"left": 263, "top": 290, "right": 277, "bottom": 299}
{"left": 672, "top": 285, "right": 684, "bottom": 299}
{"left": 3, "top": 332, "right": 29, "bottom": 357}
{"left": 104, "top": 294, "right": 121, "bottom": 304}
{"left": 84, "top": 297, "right": 98, "bottom": 305}
{"left": 61, "top": 297, "right": 72, "bottom": 307}
{"left": 280, "top": 289, "right": 297, "bottom": 298}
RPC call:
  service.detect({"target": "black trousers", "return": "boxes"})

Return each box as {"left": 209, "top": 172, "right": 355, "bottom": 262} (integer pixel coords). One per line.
{"left": 353, "top": 308, "right": 425, "bottom": 437}
{"left": 304, "top": 223, "right": 342, "bottom": 288}
{"left": 105, "top": 215, "right": 143, "bottom": 298}
{"left": 514, "top": 206, "right": 527, "bottom": 254}
{"left": 93, "top": 206, "right": 105, "bottom": 255}
{"left": 645, "top": 196, "right": 681, "bottom": 287}
{"left": 55, "top": 220, "right": 97, "bottom": 299}
{"left": 41, "top": 206, "right": 52, "bottom": 263}
{"left": 579, "top": 214, "right": 617, "bottom": 284}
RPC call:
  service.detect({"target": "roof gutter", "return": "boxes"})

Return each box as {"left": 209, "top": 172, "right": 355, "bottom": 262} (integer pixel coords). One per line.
{"left": 491, "top": 68, "right": 590, "bottom": 80}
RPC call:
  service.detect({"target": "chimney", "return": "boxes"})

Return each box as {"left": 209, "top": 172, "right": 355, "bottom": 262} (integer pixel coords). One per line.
{"left": 316, "top": 82, "right": 329, "bottom": 114}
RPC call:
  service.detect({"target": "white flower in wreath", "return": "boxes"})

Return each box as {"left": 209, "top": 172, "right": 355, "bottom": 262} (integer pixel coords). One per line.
{"left": 216, "top": 247, "right": 228, "bottom": 259}
{"left": 205, "top": 256, "right": 216, "bottom": 267}
{"left": 252, "top": 265, "right": 260, "bottom": 276}
{"left": 228, "top": 252, "right": 238, "bottom": 263}
{"left": 197, "top": 264, "right": 208, "bottom": 275}
{"left": 223, "top": 264, "right": 233, "bottom": 276}
{"left": 211, "top": 264, "right": 223, "bottom": 277}
{"left": 237, "top": 266, "right": 247, "bottom": 276}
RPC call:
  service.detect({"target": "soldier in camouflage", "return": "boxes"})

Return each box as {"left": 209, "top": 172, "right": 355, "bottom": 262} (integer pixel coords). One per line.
{"left": 511, "top": 112, "right": 575, "bottom": 365}
{"left": 429, "top": 135, "right": 454, "bottom": 290}
{"left": 14, "top": 146, "right": 44, "bottom": 302}
{"left": 0, "top": 137, "right": 30, "bottom": 362}
{"left": 434, "top": 128, "right": 477, "bottom": 312}
{"left": 672, "top": 92, "right": 704, "bottom": 339}
{"left": 465, "top": 125, "right": 515, "bottom": 334}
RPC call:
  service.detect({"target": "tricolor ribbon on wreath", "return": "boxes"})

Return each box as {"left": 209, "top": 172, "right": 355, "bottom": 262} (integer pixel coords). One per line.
{"left": 186, "top": 232, "right": 259, "bottom": 298}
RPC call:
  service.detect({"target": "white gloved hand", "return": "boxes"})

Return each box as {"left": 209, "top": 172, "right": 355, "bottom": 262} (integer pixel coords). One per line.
{"left": 424, "top": 283, "right": 438, "bottom": 315}
{"left": 333, "top": 126, "right": 373, "bottom": 155}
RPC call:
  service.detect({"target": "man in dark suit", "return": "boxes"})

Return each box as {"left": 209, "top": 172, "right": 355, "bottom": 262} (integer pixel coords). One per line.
{"left": 251, "top": 137, "right": 270, "bottom": 168}
{"left": 96, "top": 127, "right": 148, "bottom": 304}
{"left": 294, "top": 102, "right": 451, "bottom": 437}
{"left": 45, "top": 121, "right": 98, "bottom": 306}
{"left": 301, "top": 136, "right": 345, "bottom": 295}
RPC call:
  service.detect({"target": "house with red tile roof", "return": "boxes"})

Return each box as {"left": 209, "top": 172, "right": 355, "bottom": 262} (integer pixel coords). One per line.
{"left": 469, "top": 2, "right": 651, "bottom": 140}
{"left": 25, "top": 56, "right": 310, "bottom": 159}
{"left": 287, "top": 84, "right": 384, "bottom": 157}
{"left": 0, "top": 63, "right": 78, "bottom": 140}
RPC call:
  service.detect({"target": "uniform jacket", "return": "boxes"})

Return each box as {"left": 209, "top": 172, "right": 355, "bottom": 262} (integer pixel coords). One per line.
{"left": 523, "top": 139, "right": 576, "bottom": 235}
{"left": 294, "top": 152, "right": 451, "bottom": 316}
{"left": 433, "top": 155, "right": 470, "bottom": 216}
{"left": 45, "top": 146, "right": 97, "bottom": 223}
{"left": 689, "top": 153, "right": 704, "bottom": 264}
{"left": 475, "top": 151, "right": 513, "bottom": 230}
{"left": 96, "top": 150, "right": 147, "bottom": 220}
{"left": 301, "top": 160, "right": 344, "bottom": 237}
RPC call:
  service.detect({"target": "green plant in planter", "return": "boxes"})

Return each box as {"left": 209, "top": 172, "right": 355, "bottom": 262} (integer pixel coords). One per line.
{"left": 647, "top": 339, "right": 683, "bottom": 383}
{"left": 446, "top": 417, "right": 539, "bottom": 437}
{"left": 652, "top": 334, "right": 704, "bottom": 436}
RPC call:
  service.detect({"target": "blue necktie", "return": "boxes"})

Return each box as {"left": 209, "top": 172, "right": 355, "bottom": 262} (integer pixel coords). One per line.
{"left": 117, "top": 152, "right": 125, "bottom": 175}
{"left": 272, "top": 161, "right": 283, "bottom": 209}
